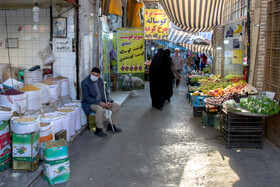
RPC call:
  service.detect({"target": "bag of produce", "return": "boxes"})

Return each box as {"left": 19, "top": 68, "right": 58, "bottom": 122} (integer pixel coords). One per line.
{"left": 19, "top": 85, "right": 42, "bottom": 111}
{"left": 0, "top": 89, "right": 27, "bottom": 114}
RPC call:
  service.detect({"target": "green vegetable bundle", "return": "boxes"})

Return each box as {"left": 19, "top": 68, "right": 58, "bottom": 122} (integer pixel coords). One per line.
{"left": 240, "top": 96, "right": 280, "bottom": 114}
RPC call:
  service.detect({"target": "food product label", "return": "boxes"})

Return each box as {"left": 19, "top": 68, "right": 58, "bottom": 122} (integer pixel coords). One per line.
{"left": 12, "top": 132, "right": 39, "bottom": 162}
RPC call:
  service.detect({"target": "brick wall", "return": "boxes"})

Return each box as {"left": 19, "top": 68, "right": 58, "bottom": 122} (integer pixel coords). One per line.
{"left": 213, "top": 26, "right": 224, "bottom": 75}
{"left": 251, "top": 0, "right": 269, "bottom": 91}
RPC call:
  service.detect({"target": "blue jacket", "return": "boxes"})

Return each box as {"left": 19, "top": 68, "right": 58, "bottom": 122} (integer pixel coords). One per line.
{"left": 81, "top": 75, "right": 113, "bottom": 115}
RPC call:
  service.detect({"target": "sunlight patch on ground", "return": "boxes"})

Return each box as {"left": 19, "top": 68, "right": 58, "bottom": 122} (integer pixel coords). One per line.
{"left": 179, "top": 151, "right": 240, "bottom": 187}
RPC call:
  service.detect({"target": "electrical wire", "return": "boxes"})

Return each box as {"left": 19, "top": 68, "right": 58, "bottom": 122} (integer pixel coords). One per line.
{"left": 4, "top": 10, "right": 14, "bottom": 88}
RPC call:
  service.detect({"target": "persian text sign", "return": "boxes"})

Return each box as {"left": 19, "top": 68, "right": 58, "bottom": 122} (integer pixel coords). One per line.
{"left": 117, "top": 30, "right": 144, "bottom": 73}
{"left": 53, "top": 38, "right": 72, "bottom": 52}
{"left": 233, "top": 50, "right": 243, "bottom": 64}
{"left": 144, "top": 9, "right": 169, "bottom": 40}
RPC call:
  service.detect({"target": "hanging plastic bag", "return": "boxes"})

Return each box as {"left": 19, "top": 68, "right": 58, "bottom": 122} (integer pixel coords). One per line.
{"left": 38, "top": 45, "right": 55, "bottom": 66}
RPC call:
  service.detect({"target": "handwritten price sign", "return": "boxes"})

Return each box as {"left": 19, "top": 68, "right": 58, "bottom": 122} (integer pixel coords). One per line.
{"left": 53, "top": 38, "right": 72, "bottom": 52}
{"left": 144, "top": 9, "right": 169, "bottom": 40}
{"left": 117, "top": 29, "right": 144, "bottom": 73}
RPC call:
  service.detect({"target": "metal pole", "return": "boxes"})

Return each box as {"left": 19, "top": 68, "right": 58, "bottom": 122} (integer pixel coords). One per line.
{"left": 75, "top": 0, "right": 80, "bottom": 99}
{"left": 93, "top": 0, "right": 100, "bottom": 67}
{"left": 246, "top": 0, "right": 251, "bottom": 82}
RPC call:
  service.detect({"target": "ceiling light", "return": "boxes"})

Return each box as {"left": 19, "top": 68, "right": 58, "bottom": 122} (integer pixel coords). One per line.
{"left": 224, "top": 40, "right": 229, "bottom": 45}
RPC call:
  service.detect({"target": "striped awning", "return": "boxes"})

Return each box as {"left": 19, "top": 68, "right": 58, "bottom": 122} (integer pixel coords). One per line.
{"left": 168, "top": 28, "right": 191, "bottom": 43}
{"left": 181, "top": 43, "right": 213, "bottom": 55}
{"left": 160, "top": 0, "right": 224, "bottom": 32}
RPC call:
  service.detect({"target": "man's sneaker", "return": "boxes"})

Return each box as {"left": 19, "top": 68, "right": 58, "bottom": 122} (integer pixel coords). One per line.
{"left": 94, "top": 129, "right": 107, "bottom": 138}
{"left": 107, "top": 124, "right": 122, "bottom": 133}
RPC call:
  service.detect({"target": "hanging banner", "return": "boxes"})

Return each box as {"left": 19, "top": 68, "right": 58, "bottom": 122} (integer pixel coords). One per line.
{"left": 144, "top": 9, "right": 169, "bottom": 40}
{"left": 117, "top": 28, "right": 145, "bottom": 90}
{"left": 233, "top": 50, "right": 243, "bottom": 64}
{"left": 117, "top": 28, "right": 144, "bottom": 73}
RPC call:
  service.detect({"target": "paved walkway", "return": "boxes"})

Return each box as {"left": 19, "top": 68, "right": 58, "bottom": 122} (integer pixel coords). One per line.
{"left": 32, "top": 83, "right": 280, "bottom": 187}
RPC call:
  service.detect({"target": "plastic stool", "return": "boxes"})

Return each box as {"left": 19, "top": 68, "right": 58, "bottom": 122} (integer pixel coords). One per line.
{"left": 88, "top": 111, "right": 96, "bottom": 132}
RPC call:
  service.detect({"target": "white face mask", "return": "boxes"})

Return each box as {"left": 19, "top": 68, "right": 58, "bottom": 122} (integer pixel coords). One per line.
{"left": 90, "top": 75, "right": 99, "bottom": 82}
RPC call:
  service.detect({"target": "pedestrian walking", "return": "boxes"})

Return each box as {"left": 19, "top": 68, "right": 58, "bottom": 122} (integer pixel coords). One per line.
{"left": 149, "top": 48, "right": 170, "bottom": 110}
{"left": 165, "top": 49, "right": 181, "bottom": 103}
{"left": 81, "top": 67, "right": 122, "bottom": 138}
{"left": 171, "top": 48, "right": 183, "bottom": 88}
{"left": 201, "top": 53, "right": 208, "bottom": 70}
{"left": 195, "top": 54, "right": 201, "bottom": 71}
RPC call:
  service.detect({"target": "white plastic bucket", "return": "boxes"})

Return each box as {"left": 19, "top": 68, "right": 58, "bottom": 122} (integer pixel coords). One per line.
{"left": 11, "top": 116, "right": 40, "bottom": 134}
{"left": 39, "top": 113, "right": 63, "bottom": 134}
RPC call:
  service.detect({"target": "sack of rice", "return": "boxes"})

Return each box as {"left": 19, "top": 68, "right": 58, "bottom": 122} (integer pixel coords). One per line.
{"left": 43, "top": 139, "right": 70, "bottom": 185}
{"left": 39, "top": 113, "right": 63, "bottom": 134}
{"left": 56, "top": 76, "right": 69, "bottom": 97}
{"left": 39, "top": 122, "right": 55, "bottom": 160}
{"left": 64, "top": 104, "right": 81, "bottom": 131}
{"left": 46, "top": 77, "right": 60, "bottom": 97}
{"left": 34, "top": 83, "right": 51, "bottom": 104}
{"left": 41, "top": 80, "right": 59, "bottom": 102}
{"left": 0, "top": 89, "right": 27, "bottom": 114}
{"left": 57, "top": 108, "right": 76, "bottom": 137}
{"left": 24, "top": 69, "right": 43, "bottom": 85}
{"left": 57, "top": 113, "right": 71, "bottom": 142}
{"left": 19, "top": 85, "right": 42, "bottom": 111}
{"left": 72, "top": 100, "right": 87, "bottom": 126}
{"left": 11, "top": 116, "right": 40, "bottom": 134}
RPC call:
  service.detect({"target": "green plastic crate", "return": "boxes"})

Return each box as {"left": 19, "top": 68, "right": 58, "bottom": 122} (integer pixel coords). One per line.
{"left": 202, "top": 111, "right": 214, "bottom": 126}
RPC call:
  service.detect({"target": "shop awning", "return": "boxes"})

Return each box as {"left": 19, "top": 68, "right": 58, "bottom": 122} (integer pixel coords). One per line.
{"left": 160, "top": 0, "right": 224, "bottom": 32}
{"left": 168, "top": 28, "right": 191, "bottom": 43}
{"left": 181, "top": 43, "right": 213, "bottom": 55}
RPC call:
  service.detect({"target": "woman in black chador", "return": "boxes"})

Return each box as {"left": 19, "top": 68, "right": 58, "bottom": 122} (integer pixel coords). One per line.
{"left": 149, "top": 48, "right": 172, "bottom": 110}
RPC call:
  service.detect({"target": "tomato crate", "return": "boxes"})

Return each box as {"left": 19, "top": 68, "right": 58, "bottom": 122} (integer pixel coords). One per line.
{"left": 193, "top": 107, "right": 205, "bottom": 117}
{"left": 205, "top": 104, "right": 220, "bottom": 114}
{"left": 191, "top": 94, "right": 211, "bottom": 107}
{"left": 202, "top": 111, "right": 214, "bottom": 126}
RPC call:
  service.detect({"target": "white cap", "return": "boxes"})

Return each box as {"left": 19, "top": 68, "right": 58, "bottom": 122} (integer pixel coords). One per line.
{"left": 175, "top": 48, "right": 180, "bottom": 51}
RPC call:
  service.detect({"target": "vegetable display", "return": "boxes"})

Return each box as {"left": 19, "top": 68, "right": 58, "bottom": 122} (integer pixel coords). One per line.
{"left": 225, "top": 74, "right": 242, "bottom": 80}
{"left": 202, "top": 67, "right": 211, "bottom": 74}
{"left": 240, "top": 96, "right": 280, "bottom": 114}
{"left": 205, "top": 92, "right": 247, "bottom": 105}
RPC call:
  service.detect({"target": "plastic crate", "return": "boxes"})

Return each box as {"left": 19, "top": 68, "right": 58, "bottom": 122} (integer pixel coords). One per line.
{"left": 222, "top": 110, "right": 263, "bottom": 130}
{"left": 205, "top": 105, "right": 220, "bottom": 114}
{"left": 191, "top": 94, "right": 211, "bottom": 107}
{"left": 193, "top": 107, "right": 205, "bottom": 117}
{"left": 202, "top": 111, "right": 214, "bottom": 126}
{"left": 214, "top": 115, "right": 222, "bottom": 130}
{"left": 223, "top": 128, "right": 263, "bottom": 149}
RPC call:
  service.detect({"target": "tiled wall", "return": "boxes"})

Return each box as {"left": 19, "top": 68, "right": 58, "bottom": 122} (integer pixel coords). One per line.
{"left": 0, "top": 8, "right": 77, "bottom": 99}
{"left": 0, "top": 9, "right": 50, "bottom": 67}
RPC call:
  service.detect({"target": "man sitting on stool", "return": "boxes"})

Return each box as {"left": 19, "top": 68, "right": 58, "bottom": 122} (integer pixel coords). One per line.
{"left": 81, "top": 67, "right": 121, "bottom": 138}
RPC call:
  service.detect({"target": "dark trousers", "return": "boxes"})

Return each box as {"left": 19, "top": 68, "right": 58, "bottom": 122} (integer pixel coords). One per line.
{"left": 176, "top": 70, "right": 181, "bottom": 86}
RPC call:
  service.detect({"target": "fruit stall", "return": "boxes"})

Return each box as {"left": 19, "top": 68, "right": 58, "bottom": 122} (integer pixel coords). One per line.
{"left": 186, "top": 73, "right": 280, "bottom": 149}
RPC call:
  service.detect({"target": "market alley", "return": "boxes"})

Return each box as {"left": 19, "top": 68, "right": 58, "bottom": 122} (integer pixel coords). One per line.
{"left": 31, "top": 83, "right": 280, "bottom": 187}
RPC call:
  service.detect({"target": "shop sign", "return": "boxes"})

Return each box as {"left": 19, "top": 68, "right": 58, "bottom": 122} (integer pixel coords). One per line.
{"left": 117, "top": 28, "right": 144, "bottom": 73}
{"left": 144, "top": 9, "right": 169, "bottom": 40}
{"left": 53, "top": 38, "right": 72, "bottom": 52}
{"left": 233, "top": 50, "right": 243, "bottom": 64}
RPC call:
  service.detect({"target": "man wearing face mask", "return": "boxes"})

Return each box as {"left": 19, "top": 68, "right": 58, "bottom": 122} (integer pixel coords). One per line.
{"left": 81, "top": 67, "right": 121, "bottom": 138}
